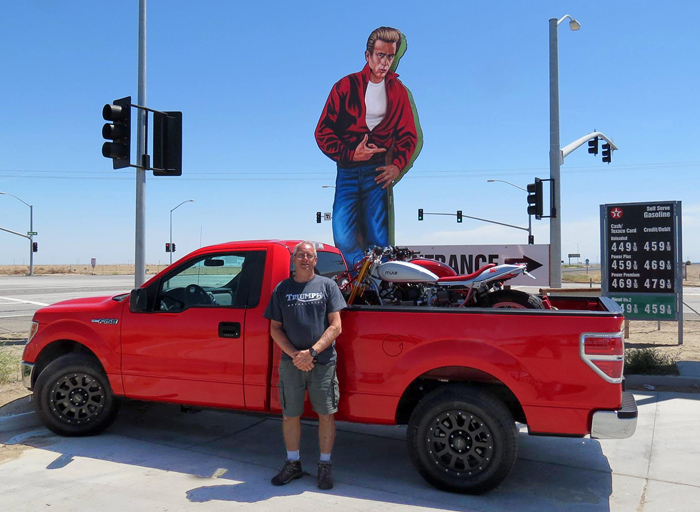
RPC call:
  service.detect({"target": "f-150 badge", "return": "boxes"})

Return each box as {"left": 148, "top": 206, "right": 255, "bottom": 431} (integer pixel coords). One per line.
{"left": 91, "top": 318, "right": 119, "bottom": 325}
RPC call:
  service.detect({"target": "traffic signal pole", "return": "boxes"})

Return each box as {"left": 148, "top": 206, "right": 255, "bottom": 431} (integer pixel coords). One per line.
{"left": 134, "top": 0, "right": 147, "bottom": 288}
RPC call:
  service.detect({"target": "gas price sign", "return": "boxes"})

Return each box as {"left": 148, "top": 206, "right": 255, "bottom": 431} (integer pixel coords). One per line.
{"left": 601, "top": 201, "right": 682, "bottom": 321}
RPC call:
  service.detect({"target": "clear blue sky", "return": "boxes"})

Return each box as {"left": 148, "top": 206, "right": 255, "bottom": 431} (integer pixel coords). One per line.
{"left": 1, "top": 1, "right": 698, "bottom": 266}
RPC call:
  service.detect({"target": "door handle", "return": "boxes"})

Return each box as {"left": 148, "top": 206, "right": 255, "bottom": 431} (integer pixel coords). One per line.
{"left": 219, "top": 322, "right": 241, "bottom": 338}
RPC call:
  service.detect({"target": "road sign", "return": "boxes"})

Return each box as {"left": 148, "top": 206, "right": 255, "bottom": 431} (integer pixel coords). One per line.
{"left": 323, "top": 212, "right": 332, "bottom": 221}
{"left": 568, "top": 253, "right": 580, "bottom": 258}
{"left": 601, "top": 201, "right": 682, "bottom": 321}
{"left": 408, "top": 244, "right": 550, "bottom": 286}
{"left": 27, "top": 231, "right": 38, "bottom": 236}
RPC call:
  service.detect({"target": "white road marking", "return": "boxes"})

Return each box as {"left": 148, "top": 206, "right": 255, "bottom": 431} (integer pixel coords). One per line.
{"left": 0, "top": 296, "right": 49, "bottom": 306}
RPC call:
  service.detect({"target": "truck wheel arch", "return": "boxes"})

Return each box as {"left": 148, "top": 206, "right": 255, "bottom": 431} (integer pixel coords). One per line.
{"left": 390, "top": 339, "right": 532, "bottom": 425}
{"left": 395, "top": 366, "right": 526, "bottom": 426}
{"left": 32, "top": 340, "right": 104, "bottom": 389}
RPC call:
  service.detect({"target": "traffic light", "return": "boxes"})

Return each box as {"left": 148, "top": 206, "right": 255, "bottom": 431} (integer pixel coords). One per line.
{"left": 32, "top": 242, "right": 38, "bottom": 253}
{"left": 527, "top": 178, "right": 544, "bottom": 218}
{"left": 172, "top": 243, "right": 176, "bottom": 252}
{"left": 152, "top": 111, "right": 183, "bottom": 176}
{"left": 418, "top": 208, "right": 423, "bottom": 221}
{"left": 457, "top": 210, "right": 463, "bottom": 223}
{"left": 316, "top": 212, "right": 322, "bottom": 223}
{"left": 102, "top": 96, "right": 131, "bottom": 169}
{"left": 588, "top": 137, "right": 599, "bottom": 155}
{"left": 602, "top": 143, "right": 612, "bottom": 163}
{"left": 165, "top": 243, "right": 171, "bottom": 253}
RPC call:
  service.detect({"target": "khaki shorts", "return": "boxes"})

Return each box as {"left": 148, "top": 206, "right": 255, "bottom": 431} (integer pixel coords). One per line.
{"left": 278, "top": 359, "right": 339, "bottom": 417}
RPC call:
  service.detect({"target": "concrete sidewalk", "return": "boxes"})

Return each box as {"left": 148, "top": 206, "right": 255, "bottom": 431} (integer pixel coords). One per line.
{"left": 1, "top": 392, "right": 700, "bottom": 511}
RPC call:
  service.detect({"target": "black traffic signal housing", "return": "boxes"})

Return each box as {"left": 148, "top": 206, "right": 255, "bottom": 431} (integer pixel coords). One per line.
{"left": 316, "top": 212, "right": 322, "bottom": 223}
{"left": 165, "top": 243, "right": 171, "bottom": 253}
{"left": 172, "top": 243, "right": 176, "bottom": 252}
{"left": 602, "top": 143, "right": 612, "bottom": 163}
{"left": 102, "top": 96, "right": 131, "bottom": 169}
{"left": 527, "top": 178, "right": 544, "bottom": 219}
{"left": 152, "top": 111, "right": 183, "bottom": 176}
{"left": 32, "top": 242, "right": 38, "bottom": 253}
{"left": 418, "top": 208, "right": 423, "bottom": 221}
{"left": 457, "top": 210, "right": 463, "bottom": 223}
{"left": 588, "top": 137, "right": 599, "bottom": 155}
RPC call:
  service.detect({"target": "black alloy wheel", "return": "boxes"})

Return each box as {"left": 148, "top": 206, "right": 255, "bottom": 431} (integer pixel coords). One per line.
{"left": 34, "top": 353, "right": 119, "bottom": 436}
{"left": 408, "top": 385, "right": 517, "bottom": 494}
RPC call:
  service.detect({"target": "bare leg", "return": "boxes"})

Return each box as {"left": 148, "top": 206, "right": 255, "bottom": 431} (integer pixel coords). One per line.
{"left": 282, "top": 415, "right": 301, "bottom": 452}
{"left": 318, "top": 413, "right": 336, "bottom": 455}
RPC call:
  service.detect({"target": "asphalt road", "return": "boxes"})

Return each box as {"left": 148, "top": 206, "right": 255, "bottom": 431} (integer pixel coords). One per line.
{"left": 0, "top": 275, "right": 134, "bottom": 335}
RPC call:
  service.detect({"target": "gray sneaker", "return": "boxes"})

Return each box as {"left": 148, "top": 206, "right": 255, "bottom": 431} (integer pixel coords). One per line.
{"left": 271, "top": 459, "right": 303, "bottom": 486}
{"left": 317, "top": 461, "right": 333, "bottom": 490}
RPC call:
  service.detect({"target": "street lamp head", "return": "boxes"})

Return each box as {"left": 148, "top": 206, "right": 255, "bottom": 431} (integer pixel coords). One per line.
{"left": 557, "top": 15, "right": 581, "bottom": 31}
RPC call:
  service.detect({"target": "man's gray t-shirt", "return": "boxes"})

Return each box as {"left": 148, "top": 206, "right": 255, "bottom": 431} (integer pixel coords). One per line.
{"left": 264, "top": 275, "right": 347, "bottom": 365}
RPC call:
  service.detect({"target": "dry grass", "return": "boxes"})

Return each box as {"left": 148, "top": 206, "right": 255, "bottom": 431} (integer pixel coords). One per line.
{"left": 0, "top": 264, "right": 169, "bottom": 276}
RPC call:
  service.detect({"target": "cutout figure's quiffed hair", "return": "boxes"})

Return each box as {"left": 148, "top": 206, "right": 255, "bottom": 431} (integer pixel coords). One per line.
{"left": 366, "top": 27, "right": 402, "bottom": 54}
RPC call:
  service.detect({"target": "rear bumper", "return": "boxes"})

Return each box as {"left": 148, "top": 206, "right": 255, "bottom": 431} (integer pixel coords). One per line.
{"left": 590, "top": 391, "right": 637, "bottom": 439}
{"left": 21, "top": 361, "right": 35, "bottom": 390}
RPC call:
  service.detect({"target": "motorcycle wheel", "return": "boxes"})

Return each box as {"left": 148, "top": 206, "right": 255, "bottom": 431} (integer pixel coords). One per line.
{"left": 478, "top": 289, "right": 544, "bottom": 309}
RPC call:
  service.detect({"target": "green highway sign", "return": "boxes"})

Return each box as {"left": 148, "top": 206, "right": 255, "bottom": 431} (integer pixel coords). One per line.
{"left": 27, "top": 231, "right": 38, "bottom": 235}
{"left": 609, "top": 294, "right": 676, "bottom": 321}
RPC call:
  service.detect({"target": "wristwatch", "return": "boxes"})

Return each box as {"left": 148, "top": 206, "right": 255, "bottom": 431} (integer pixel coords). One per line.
{"left": 309, "top": 347, "right": 318, "bottom": 358}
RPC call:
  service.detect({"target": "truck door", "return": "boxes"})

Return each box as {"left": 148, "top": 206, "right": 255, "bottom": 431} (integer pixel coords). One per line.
{"left": 120, "top": 251, "right": 265, "bottom": 408}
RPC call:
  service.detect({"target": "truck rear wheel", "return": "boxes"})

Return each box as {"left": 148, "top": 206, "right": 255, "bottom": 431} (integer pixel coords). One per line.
{"left": 480, "top": 289, "right": 544, "bottom": 309}
{"left": 407, "top": 386, "right": 518, "bottom": 494}
{"left": 34, "top": 353, "right": 119, "bottom": 436}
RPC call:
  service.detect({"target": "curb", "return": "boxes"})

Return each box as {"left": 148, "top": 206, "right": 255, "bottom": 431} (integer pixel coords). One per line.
{"left": 0, "top": 396, "right": 40, "bottom": 433}
{"left": 626, "top": 374, "right": 700, "bottom": 389}
{"left": 0, "top": 411, "right": 41, "bottom": 432}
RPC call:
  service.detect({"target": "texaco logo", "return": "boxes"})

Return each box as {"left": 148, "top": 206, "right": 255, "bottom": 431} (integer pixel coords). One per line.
{"left": 610, "top": 207, "right": 623, "bottom": 219}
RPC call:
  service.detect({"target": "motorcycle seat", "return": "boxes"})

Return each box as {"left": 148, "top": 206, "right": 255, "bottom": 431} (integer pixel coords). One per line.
{"left": 437, "top": 263, "right": 497, "bottom": 284}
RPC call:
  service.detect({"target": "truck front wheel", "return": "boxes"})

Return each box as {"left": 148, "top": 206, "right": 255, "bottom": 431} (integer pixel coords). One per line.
{"left": 407, "top": 386, "right": 518, "bottom": 494}
{"left": 34, "top": 353, "right": 119, "bottom": 436}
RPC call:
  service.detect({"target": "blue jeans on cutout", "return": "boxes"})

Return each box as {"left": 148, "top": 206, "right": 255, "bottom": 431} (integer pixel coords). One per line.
{"left": 332, "top": 163, "right": 389, "bottom": 266}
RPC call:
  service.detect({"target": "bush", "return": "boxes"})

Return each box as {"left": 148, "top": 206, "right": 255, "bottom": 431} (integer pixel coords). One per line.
{"left": 625, "top": 348, "right": 679, "bottom": 375}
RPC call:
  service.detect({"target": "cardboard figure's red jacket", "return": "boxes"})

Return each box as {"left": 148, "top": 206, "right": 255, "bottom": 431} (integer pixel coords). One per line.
{"left": 315, "top": 64, "right": 418, "bottom": 173}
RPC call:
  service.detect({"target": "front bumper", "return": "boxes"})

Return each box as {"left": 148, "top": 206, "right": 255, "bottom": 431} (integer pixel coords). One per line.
{"left": 590, "top": 391, "right": 638, "bottom": 439}
{"left": 21, "top": 361, "right": 35, "bottom": 390}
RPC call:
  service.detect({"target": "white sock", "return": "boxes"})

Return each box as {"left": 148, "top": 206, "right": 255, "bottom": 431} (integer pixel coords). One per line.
{"left": 319, "top": 453, "right": 331, "bottom": 463}
{"left": 287, "top": 450, "right": 300, "bottom": 461}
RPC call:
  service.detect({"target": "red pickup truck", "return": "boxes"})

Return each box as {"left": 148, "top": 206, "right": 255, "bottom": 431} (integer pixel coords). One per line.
{"left": 21, "top": 239, "right": 636, "bottom": 494}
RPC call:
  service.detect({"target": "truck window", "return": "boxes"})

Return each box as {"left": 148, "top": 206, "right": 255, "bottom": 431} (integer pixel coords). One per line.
{"left": 158, "top": 252, "right": 257, "bottom": 311}
{"left": 316, "top": 251, "right": 347, "bottom": 278}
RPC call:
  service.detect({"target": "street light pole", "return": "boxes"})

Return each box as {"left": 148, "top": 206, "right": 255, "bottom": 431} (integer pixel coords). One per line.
{"left": 486, "top": 179, "right": 532, "bottom": 244}
{"left": 169, "top": 200, "right": 194, "bottom": 265}
{"left": 549, "top": 14, "right": 580, "bottom": 288}
{"left": 0, "top": 192, "right": 34, "bottom": 276}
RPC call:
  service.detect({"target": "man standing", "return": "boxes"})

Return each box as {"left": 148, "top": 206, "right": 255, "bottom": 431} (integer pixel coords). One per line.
{"left": 315, "top": 26, "right": 422, "bottom": 266}
{"left": 264, "top": 241, "right": 347, "bottom": 490}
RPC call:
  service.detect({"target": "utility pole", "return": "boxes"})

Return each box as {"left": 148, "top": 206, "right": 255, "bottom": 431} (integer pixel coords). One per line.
{"left": 135, "top": 0, "right": 147, "bottom": 288}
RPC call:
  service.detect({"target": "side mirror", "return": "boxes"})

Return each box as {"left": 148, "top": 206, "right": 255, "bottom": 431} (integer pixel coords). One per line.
{"left": 129, "top": 288, "right": 149, "bottom": 313}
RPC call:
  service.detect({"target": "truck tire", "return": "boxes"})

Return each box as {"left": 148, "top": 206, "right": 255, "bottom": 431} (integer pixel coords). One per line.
{"left": 480, "top": 289, "right": 544, "bottom": 309}
{"left": 34, "top": 353, "right": 119, "bottom": 437}
{"left": 407, "top": 386, "right": 518, "bottom": 494}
